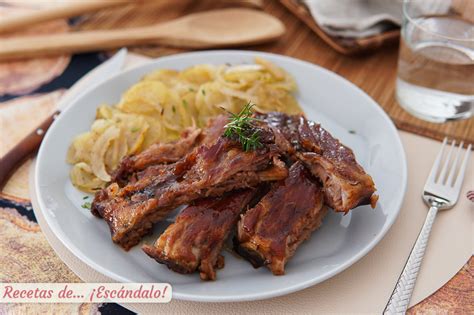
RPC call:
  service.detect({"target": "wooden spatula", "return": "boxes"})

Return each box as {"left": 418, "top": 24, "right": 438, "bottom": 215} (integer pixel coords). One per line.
{"left": 0, "top": 8, "right": 285, "bottom": 61}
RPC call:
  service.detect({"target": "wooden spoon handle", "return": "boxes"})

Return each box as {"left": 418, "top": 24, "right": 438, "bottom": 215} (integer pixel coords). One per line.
{"left": 0, "top": 27, "right": 159, "bottom": 60}
{"left": 0, "top": 0, "right": 132, "bottom": 33}
{"left": 0, "top": 24, "right": 212, "bottom": 60}
{"left": 0, "top": 111, "right": 60, "bottom": 189}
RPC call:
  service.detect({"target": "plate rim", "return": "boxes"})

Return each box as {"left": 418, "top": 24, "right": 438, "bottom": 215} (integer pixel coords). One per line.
{"left": 34, "top": 50, "right": 407, "bottom": 302}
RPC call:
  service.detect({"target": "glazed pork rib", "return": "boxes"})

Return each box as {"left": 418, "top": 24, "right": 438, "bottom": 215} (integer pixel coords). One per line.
{"left": 92, "top": 135, "right": 288, "bottom": 250}
{"left": 143, "top": 189, "right": 256, "bottom": 280}
{"left": 235, "top": 162, "right": 327, "bottom": 275}
{"left": 112, "top": 128, "right": 201, "bottom": 185}
{"left": 112, "top": 115, "right": 228, "bottom": 185}
{"left": 258, "top": 112, "right": 377, "bottom": 213}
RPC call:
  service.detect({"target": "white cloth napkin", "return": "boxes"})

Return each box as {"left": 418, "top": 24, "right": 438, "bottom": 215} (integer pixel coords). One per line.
{"left": 303, "top": 0, "right": 453, "bottom": 39}
{"left": 303, "top": 0, "right": 404, "bottom": 38}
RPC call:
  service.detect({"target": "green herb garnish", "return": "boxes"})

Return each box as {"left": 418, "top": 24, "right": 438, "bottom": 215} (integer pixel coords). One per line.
{"left": 81, "top": 202, "right": 91, "bottom": 209}
{"left": 182, "top": 99, "right": 188, "bottom": 108}
{"left": 172, "top": 105, "right": 176, "bottom": 113}
{"left": 223, "top": 102, "right": 262, "bottom": 152}
{"left": 201, "top": 89, "right": 206, "bottom": 96}
{"left": 82, "top": 196, "right": 89, "bottom": 200}
{"left": 130, "top": 127, "right": 140, "bottom": 132}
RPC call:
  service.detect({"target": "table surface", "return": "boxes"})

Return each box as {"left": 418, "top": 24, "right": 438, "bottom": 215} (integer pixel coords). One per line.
{"left": 0, "top": 0, "right": 471, "bottom": 314}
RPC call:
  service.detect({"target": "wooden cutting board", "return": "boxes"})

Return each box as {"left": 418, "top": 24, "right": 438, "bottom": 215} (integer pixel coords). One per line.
{"left": 73, "top": 0, "right": 474, "bottom": 144}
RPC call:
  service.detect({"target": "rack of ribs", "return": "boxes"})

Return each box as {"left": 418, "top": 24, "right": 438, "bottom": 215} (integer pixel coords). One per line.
{"left": 235, "top": 162, "right": 327, "bottom": 275}
{"left": 91, "top": 135, "right": 288, "bottom": 250}
{"left": 258, "top": 112, "right": 377, "bottom": 213}
{"left": 91, "top": 110, "right": 376, "bottom": 254}
{"left": 143, "top": 189, "right": 257, "bottom": 280}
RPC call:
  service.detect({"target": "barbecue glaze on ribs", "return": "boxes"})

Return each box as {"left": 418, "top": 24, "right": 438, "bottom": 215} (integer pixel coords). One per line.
{"left": 91, "top": 112, "right": 376, "bottom": 261}
{"left": 112, "top": 115, "right": 228, "bottom": 185}
{"left": 258, "top": 112, "right": 377, "bottom": 213}
{"left": 143, "top": 189, "right": 256, "bottom": 280}
{"left": 235, "top": 162, "right": 327, "bottom": 275}
{"left": 92, "top": 133, "right": 287, "bottom": 250}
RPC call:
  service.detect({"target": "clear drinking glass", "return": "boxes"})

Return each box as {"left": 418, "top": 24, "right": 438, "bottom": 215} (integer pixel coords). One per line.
{"left": 396, "top": 0, "right": 474, "bottom": 122}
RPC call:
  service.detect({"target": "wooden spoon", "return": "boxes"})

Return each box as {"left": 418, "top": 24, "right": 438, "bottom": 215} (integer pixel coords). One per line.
{"left": 0, "top": 8, "right": 285, "bottom": 61}
{"left": 0, "top": 0, "right": 134, "bottom": 33}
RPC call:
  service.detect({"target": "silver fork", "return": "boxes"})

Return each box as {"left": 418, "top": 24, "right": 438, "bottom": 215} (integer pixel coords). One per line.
{"left": 384, "top": 138, "right": 472, "bottom": 314}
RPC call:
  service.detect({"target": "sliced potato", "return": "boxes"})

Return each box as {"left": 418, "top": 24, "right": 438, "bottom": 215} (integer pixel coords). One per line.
{"left": 70, "top": 162, "right": 105, "bottom": 192}
{"left": 143, "top": 69, "right": 179, "bottom": 85}
{"left": 195, "top": 82, "right": 228, "bottom": 126}
{"left": 67, "top": 132, "right": 92, "bottom": 164}
{"left": 255, "top": 57, "right": 285, "bottom": 80}
{"left": 104, "top": 128, "right": 128, "bottom": 174}
{"left": 179, "top": 64, "right": 216, "bottom": 85}
{"left": 118, "top": 81, "right": 169, "bottom": 115}
{"left": 96, "top": 104, "right": 114, "bottom": 119}
{"left": 223, "top": 64, "right": 263, "bottom": 88}
{"left": 123, "top": 116, "right": 149, "bottom": 154}
{"left": 90, "top": 125, "right": 120, "bottom": 182}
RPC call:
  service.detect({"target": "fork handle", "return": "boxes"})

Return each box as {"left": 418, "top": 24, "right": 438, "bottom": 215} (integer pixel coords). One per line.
{"left": 384, "top": 206, "right": 438, "bottom": 314}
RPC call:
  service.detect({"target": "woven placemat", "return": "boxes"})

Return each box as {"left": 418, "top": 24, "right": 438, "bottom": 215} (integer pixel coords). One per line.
{"left": 73, "top": 0, "right": 473, "bottom": 144}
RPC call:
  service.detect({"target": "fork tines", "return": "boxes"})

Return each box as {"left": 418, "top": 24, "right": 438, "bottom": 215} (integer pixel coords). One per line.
{"left": 428, "top": 137, "right": 472, "bottom": 190}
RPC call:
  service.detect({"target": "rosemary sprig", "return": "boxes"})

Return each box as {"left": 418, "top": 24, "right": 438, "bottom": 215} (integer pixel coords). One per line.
{"left": 223, "top": 102, "right": 262, "bottom": 151}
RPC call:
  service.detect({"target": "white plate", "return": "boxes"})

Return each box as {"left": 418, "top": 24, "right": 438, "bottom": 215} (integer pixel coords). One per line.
{"left": 35, "top": 51, "right": 407, "bottom": 302}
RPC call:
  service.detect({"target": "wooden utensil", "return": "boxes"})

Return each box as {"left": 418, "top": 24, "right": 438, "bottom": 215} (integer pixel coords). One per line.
{"left": 0, "top": 0, "right": 133, "bottom": 33}
{"left": 0, "top": 8, "right": 285, "bottom": 61}
{"left": 0, "top": 111, "right": 59, "bottom": 190}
